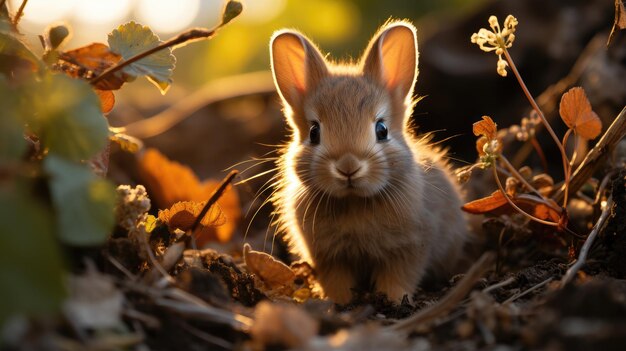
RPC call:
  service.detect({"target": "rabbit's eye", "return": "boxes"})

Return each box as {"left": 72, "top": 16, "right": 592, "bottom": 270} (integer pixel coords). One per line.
{"left": 309, "top": 122, "right": 320, "bottom": 144}
{"left": 375, "top": 120, "right": 388, "bottom": 141}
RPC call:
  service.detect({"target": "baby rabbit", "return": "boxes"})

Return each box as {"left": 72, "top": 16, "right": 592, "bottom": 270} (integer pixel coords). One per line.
{"left": 269, "top": 20, "right": 468, "bottom": 304}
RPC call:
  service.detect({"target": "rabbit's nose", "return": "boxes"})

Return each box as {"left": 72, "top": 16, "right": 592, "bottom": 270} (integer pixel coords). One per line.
{"left": 335, "top": 154, "right": 361, "bottom": 178}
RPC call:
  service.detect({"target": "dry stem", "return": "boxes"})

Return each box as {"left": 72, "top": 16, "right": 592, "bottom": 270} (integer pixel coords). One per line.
{"left": 190, "top": 170, "right": 239, "bottom": 235}
{"left": 553, "top": 106, "right": 626, "bottom": 203}
{"left": 503, "top": 277, "right": 553, "bottom": 304}
{"left": 511, "top": 34, "right": 605, "bottom": 167}
{"left": 90, "top": 28, "right": 217, "bottom": 86}
{"left": 11, "top": 0, "right": 27, "bottom": 27}
{"left": 560, "top": 196, "right": 613, "bottom": 287}
{"left": 503, "top": 49, "right": 571, "bottom": 205}
{"left": 492, "top": 165, "right": 558, "bottom": 227}
{"left": 389, "top": 252, "right": 494, "bottom": 333}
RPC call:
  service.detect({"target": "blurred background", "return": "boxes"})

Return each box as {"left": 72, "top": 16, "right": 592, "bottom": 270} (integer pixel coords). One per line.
{"left": 10, "top": 0, "right": 486, "bottom": 88}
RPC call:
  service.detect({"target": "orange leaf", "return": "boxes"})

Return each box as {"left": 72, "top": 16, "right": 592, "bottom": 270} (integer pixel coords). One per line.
{"left": 243, "top": 243, "right": 295, "bottom": 288}
{"left": 516, "top": 196, "right": 562, "bottom": 223}
{"left": 138, "top": 148, "right": 204, "bottom": 208}
{"left": 138, "top": 148, "right": 241, "bottom": 244}
{"left": 158, "top": 200, "right": 226, "bottom": 241}
{"left": 95, "top": 89, "right": 115, "bottom": 114}
{"left": 473, "top": 116, "right": 497, "bottom": 139}
{"left": 559, "top": 87, "right": 602, "bottom": 139}
{"left": 461, "top": 190, "right": 508, "bottom": 214}
{"left": 200, "top": 180, "right": 240, "bottom": 243}
{"left": 58, "top": 43, "right": 124, "bottom": 90}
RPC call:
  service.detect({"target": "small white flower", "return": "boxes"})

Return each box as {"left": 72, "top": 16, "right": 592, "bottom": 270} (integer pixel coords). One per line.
{"left": 471, "top": 15, "right": 519, "bottom": 77}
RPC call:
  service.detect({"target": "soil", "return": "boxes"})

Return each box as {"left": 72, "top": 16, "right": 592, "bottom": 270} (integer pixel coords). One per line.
{"left": 89, "top": 170, "right": 626, "bottom": 350}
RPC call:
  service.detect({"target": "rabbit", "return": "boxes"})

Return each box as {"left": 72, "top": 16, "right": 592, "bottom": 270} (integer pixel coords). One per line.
{"left": 268, "top": 20, "right": 469, "bottom": 304}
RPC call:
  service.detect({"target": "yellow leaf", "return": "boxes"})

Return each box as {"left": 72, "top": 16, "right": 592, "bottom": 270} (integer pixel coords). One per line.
{"left": 158, "top": 200, "right": 226, "bottom": 241}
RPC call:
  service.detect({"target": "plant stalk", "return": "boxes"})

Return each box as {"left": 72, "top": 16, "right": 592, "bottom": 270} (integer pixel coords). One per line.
{"left": 492, "top": 165, "right": 558, "bottom": 227}
{"left": 90, "top": 28, "right": 217, "bottom": 86}
{"left": 190, "top": 170, "right": 238, "bottom": 236}
{"left": 11, "top": 0, "right": 27, "bottom": 27}
{"left": 503, "top": 49, "right": 571, "bottom": 201}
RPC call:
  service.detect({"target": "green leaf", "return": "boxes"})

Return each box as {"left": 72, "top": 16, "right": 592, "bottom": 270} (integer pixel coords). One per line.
{"left": 221, "top": 1, "right": 243, "bottom": 26}
{"left": 26, "top": 74, "right": 109, "bottom": 161}
{"left": 0, "top": 78, "right": 26, "bottom": 161}
{"left": 145, "top": 214, "right": 157, "bottom": 233}
{"left": 44, "top": 155, "right": 116, "bottom": 246}
{"left": 0, "top": 32, "right": 42, "bottom": 77}
{"left": 108, "top": 22, "right": 176, "bottom": 94}
{"left": 46, "top": 23, "right": 71, "bottom": 50}
{"left": 0, "top": 183, "right": 65, "bottom": 325}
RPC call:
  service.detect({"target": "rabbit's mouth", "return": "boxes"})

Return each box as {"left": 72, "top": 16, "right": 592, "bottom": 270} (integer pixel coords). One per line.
{"left": 325, "top": 177, "right": 381, "bottom": 198}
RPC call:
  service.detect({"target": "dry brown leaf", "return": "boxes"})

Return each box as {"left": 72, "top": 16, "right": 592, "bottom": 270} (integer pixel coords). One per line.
{"left": 244, "top": 243, "right": 295, "bottom": 288}
{"left": 158, "top": 200, "right": 226, "bottom": 241}
{"left": 559, "top": 87, "right": 602, "bottom": 140}
{"left": 473, "top": 116, "right": 497, "bottom": 139}
{"left": 58, "top": 43, "right": 124, "bottom": 90}
{"left": 95, "top": 89, "right": 115, "bottom": 114}
{"left": 461, "top": 190, "right": 508, "bottom": 214}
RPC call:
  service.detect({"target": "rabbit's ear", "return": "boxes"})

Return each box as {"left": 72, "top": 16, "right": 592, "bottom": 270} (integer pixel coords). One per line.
{"left": 270, "top": 30, "right": 328, "bottom": 110}
{"left": 361, "top": 21, "right": 418, "bottom": 103}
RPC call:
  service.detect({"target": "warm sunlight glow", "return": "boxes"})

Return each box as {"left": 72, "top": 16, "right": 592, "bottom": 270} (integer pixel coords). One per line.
{"left": 74, "top": 0, "right": 133, "bottom": 25}
{"left": 240, "top": 0, "right": 287, "bottom": 23}
{"left": 11, "top": 0, "right": 76, "bottom": 24}
{"left": 136, "top": 0, "right": 200, "bottom": 34}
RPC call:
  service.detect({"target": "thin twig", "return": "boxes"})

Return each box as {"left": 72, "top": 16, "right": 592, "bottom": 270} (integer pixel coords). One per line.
{"left": 105, "top": 254, "right": 137, "bottom": 280}
{"left": 492, "top": 165, "right": 559, "bottom": 227}
{"left": 553, "top": 106, "right": 626, "bottom": 203}
{"left": 182, "top": 321, "right": 233, "bottom": 349}
{"left": 500, "top": 155, "right": 544, "bottom": 199}
{"left": 482, "top": 276, "right": 516, "bottom": 294}
{"left": 560, "top": 196, "right": 613, "bottom": 287}
{"left": 11, "top": 0, "right": 27, "bottom": 27}
{"left": 190, "top": 170, "right": 239, "bottom": 235}
{"left": 530, "top": 137, "right": 549, "bottom": 172}
{"left": 389, "top": 252, "right": 494, "bottom": 333}
{"left": 90, "top": 28, "right": 216, "bottom": 86}
{"left": 503, "top": 277, "right": 553, "bottom": 304}
{"left": 157, "top": 287, "right": 253, "bottom": 329}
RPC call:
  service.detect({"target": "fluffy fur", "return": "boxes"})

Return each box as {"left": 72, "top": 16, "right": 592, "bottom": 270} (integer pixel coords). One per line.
{"left": 269, "top": 20, "right": 468, "bottom": 303}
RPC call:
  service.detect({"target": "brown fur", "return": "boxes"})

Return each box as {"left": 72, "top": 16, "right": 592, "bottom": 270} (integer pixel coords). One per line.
{"left": 269, "top": 20, "right": 468, "bottom": 303}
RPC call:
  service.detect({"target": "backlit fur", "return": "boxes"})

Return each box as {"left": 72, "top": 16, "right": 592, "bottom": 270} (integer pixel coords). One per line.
{"left": 270, "top": 20, "right": 468, "bottom": 303}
